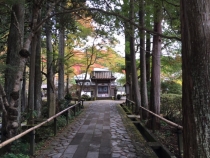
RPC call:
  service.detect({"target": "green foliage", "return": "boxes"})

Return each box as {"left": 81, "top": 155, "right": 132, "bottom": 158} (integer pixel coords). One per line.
{"left": 59, "top": 99, "right": 71, "bottom": 111}
{"left": 96, "top": 47, "right": 125, "bottom": 73}
{"left": 161, "top": 56, "right": 182, "bottom": 83}
{"left": 117, "top": 76, "right": 126, "bottom": 85}
{"left": 2, "top": 140, "right": 29, "bottom": 158}
{"left": 161, "top": 80, "right": 182, "bottom": 94}
{"left": 162, "top": 0, "right": 180, "bottom": 36}
{"left": 65, "top": 93, "right": 72, "bottom": 100}
{"left": 41, "top": 101, "right": 48, "bottom": 118}
{"left": 2, "top": 153, "right": 29, "bottom": 158}
{"left": 160, "top": 93, "right": 182, "bottom": 124}
{"left": 81, "top": 94, "right": 91, "bottom": 101}
{"left": 21, "top": 110, "right": 38, "bottom": 123}
{"left": 36, "top": 125, "right": 53, "bottom": 141}
{"left": 11, "top": 141, "right": 29, "bottom": 154}
{"left": 57, "top": 116, "right": 67, "bottom": 128}
{"left": 3, "top": 0, "right": 25, "bottom": 5}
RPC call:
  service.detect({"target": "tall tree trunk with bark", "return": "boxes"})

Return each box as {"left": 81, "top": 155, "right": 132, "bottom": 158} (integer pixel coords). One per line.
{"left": 124, "top": 24, "right": 132, "bottom": 100}
{"left": 28, "top": 32, "right": 37, "bottom": 125}
{"left": 139, "top": 0, "right": 148, "bottom": 119}
{"left": 145, "top": 0, "right": 151, "bottom": 83}
{"left": 146, "top": 33, "right": 151, "bottom": 82}
{"left": 148, "top": 1, "right": 162, "bottom": 129}
{"left": 122, "top": 0, "right": 132, "bottom": 100}
{"left": 130, "top": 0, "right": 141, "bottom": 113}
{"left": 34, "top": 10, "right": 42, "bottom": 118}
{"left": 0, "top": 0, "right": 56, "bottom": 145}
{"left": 21, "top": 67, "right": 26, "bottom": 112}
{"left": 181, "top": 0, "right": 210, "bottom": 157}
{"left": 2, "top": 2, "right": 25, "bottom": 143}
{"left": 58, "top": 12, "right": 65, "bottom": 102}
{"left": 46, "top": 20, "right": 56, "bottom": 117}
{"left": 28, "top": 0, "right": 42, "bottom": 124}
{"left": 66, "top": 74, "right": 69, "bottom": 94}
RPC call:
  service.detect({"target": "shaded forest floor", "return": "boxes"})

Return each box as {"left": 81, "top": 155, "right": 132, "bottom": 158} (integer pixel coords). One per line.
{"left": 150, "top": 122, "right": 182, "bottom": 158}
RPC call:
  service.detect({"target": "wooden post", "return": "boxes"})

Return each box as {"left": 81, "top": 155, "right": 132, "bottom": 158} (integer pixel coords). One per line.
{"left": 177, "top": 129, "right": 183, "bottom": 157}
{"left": 54, "top": 118, "right": 57, "bottom": 136}
{"left": 95, "top": 81, "right": 98, "bottom": 100}
{"left": 30, "top": 130, "right": 35, "bottom": 155}
{"left": 132, "top": 103, "right": 134, "bottom": 113}
{"left": 128, "top": 101, "right": 130, "bottom": 109}
{"left": 78, "top": 102, "right": 81, "bottom": 111}
{"left": 73, "top": 106, "right": 76, "bottom": 116}
{"left": 66, "top": 110, "right": 69, "bottom": 125}
{"left": 76, "top": 104, "right": 78, "bottom": 114}
{"left": 152, "top": 115, "right": 155, "bottom": 133}
{"left": 81, "top": 99, "right": 84, "bottom": 108}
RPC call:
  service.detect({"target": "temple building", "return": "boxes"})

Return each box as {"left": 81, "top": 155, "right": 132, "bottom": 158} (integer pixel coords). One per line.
{"left": 75, "top": 69, "right": 117, "bottom": 99}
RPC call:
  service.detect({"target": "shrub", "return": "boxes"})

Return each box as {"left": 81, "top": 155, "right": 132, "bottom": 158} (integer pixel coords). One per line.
{"left": 160, "top": 93, "right": 182, "bottom": 124}
{"left": 64, "top": 93, "right": 72, "bottom": 100}
{"left": 2, "top": 153, "right": 29, "bottom": 158}
{"left": 117, "top": 94, "right": 121, "bottom": 100}
{"left": 161, "top": 81, "right": 182, "bottom": 94}
{"left": 2, "top": 140, "right": 30, "bottom": 158}
{"left": 81, "top": 94, "right": 90, "bottom": 101}
{"left": 57, "top": 116, "right": 67, "bottom": 129}
{"left": 59, "top": 99, "right": 71, "bottom": 111}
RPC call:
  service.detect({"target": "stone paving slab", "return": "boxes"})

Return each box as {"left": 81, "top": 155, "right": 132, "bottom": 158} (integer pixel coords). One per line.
{"left": 34, "top": 100, "right": 157, "bottom": 158}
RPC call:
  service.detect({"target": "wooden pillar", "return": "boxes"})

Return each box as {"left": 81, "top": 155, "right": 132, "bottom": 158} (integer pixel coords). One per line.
{"left": 109, "top": 80, "right": 111, "bottom": 97}
{"left": 95, "top": 81, "right": 98, "bottom": 99}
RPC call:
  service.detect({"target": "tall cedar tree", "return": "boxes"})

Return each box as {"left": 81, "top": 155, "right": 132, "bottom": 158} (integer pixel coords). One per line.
{"left": 148, "top": 0, "right": 162, "bottom": 129}
{"left": 130, "top": 0, "right": 141, "bottom": 113}
{"left": 139, "top": 0, "right": 148, "bottom": 119}
{"left": 181, "top": 0, "right": 210, "bottom": 157}
{"left": 2, "top": 2, "right": 25, "bottom": 143}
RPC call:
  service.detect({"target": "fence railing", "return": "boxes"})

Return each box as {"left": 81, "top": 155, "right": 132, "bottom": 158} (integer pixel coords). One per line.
{"left": 0, "top": 100, "right": 84, "bottom": 155}
{"left": 125, "top": 98, "right": 183, "bottom": 157}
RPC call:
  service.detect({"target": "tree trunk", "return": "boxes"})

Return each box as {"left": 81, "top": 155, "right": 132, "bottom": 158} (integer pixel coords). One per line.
{"left": 146, "top": 33, "right": 151, "bottom": 82}
{"left": 46, "top": 20, "right": 56, "bottom": 117}
{"left": 139, "top": 0, "right": 148, "bottom": 119}
{"left": 79, "top": 65, "right": 90, "bottom": 100}
{"left": 66, "top": 75, "right": 69, "bottom": 94}
{"left": 21, "top": 66, "right": 26, "bottom": 112}
{"left": 2, "top": 2, "right": 25, "bottom": 143}
{"left": 130, "top": 0, "right": 141, "bottom": 113}
{"left": 34, "top": 11, "right": 42, "bottom": 118}
{"left": 28, "top": 31, "right": 37, "bottom": 125}
{"left": 124, "top": 24, "right": 132, "bottom": 100}
{"left": 181, "top": 0, "right": 210, "bottom": 157}
{"left": 28, "top": 0, "right": 42, "bottom": 124}
{"left": 145, "top": 1, "right": 151, "bottom": 83}
{"left": 58, "top": 15, "right": 65, "bottom": 101}
{"left": 1, "top": 0, "right": 56, "bottom": 145}
{"left": 148, "top": 1, "right": 162, "bottom": 129}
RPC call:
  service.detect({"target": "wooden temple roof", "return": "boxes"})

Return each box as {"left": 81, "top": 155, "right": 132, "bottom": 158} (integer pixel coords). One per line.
{"left": 91, "top": 71, "right": 116, "bottom": 81}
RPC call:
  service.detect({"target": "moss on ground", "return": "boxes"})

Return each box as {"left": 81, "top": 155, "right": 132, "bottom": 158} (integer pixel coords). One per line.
{"left": 116, "top": 104, "right": 158, "bottom": 158}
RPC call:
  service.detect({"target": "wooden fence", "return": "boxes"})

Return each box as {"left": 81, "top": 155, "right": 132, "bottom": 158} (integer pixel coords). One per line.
{"left": 126, "top": 98, "right": 183, "bottom": 157}
{"left": 0, "top": 100, "right": 84, "bottom": 155}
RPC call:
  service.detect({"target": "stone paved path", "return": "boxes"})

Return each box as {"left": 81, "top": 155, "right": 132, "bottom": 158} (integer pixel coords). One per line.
{"left": 35, "top": 100, "right": 157, "bottom": 158}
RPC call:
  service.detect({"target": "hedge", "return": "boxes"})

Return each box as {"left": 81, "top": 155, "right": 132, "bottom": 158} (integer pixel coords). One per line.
{"left": 160, "top": 93, "right": 182, "bottom": 124}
